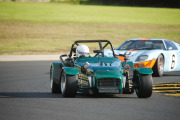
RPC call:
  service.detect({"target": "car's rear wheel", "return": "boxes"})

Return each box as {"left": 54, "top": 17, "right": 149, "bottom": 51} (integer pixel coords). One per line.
{"left": 153, "top": 54, "right": 164, "bottom": 77}
{"left": 61, "top": 71, "right": 78, "bottom": 97}
{"left": 50, "top": 66, "right": 61, "bottom": 94}
{"left": 135, "top": 74, "right": 153, "bottom": 98}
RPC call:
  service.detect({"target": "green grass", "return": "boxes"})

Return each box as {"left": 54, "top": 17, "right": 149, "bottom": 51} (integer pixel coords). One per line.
{"left": 1, "top": 2, "right": 180, "bottom": 25}
{"left": 0, "top": 2, "right": 180, "bottom": 55}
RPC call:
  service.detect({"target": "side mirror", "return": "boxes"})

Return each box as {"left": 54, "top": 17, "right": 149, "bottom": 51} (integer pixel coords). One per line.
{"left": 93, "top": 50, "right": 104, "bottom": 53}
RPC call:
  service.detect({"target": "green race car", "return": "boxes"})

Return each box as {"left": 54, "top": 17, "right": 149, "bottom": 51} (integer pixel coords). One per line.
{"left": 50, "top": 40, "right": 153, "bottom": 98}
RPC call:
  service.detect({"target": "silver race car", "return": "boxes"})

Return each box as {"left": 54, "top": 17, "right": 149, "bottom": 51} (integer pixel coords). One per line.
{"left": 104, "top": 38, "right": 180, "bottom": 77}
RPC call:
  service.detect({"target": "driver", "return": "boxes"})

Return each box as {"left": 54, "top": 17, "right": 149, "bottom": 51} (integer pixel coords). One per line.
{"left": 76, "top": 45, "right": 90, "bottom": 58}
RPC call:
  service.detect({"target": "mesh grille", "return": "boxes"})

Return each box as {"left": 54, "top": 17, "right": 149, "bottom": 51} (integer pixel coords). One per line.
{"left": 97, "top": 78, "right": 120, "bottom": 88}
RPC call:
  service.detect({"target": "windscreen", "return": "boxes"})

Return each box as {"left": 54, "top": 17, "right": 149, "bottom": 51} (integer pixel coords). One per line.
{"left": 117, "top": 40, "right": 165, "bottom": 50}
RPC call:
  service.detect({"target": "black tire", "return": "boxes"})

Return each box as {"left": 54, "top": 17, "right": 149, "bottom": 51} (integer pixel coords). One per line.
{"left": 135, "top": 74, "right": 153, "bottom": 98}
{"left": 61, "top": 71, "right": 78, "bottom": 97}
{"left": 153, "top": 54, "right": 164, "bottom": 77}
{"left": 50, "top": 66, "right": 61, "bottom": 94}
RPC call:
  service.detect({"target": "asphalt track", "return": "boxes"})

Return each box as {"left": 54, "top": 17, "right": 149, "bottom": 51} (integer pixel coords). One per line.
{"left": 0, "top": 61, "right": 180, "bottom": 120}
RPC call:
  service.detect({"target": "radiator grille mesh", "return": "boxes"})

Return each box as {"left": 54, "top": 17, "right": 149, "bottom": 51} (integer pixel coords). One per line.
{"left": 97, "top": 78, "right": 120, "bottom": 88}
{"left": 97, "top": 78, "right": 121, "bottom": 93}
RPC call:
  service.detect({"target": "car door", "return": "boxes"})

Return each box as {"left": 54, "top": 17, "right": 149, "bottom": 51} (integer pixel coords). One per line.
{"left": 164, "top": 40, "right": 180, "bottom": 71}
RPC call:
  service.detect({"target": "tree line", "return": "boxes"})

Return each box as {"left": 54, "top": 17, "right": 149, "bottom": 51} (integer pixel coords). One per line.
{"left": 65, "top": 0, "right": 180, "bottom": 8}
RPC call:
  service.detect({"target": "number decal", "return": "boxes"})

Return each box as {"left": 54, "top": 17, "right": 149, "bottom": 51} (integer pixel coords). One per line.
{"left": 171, "top": 55, "right": 175, "bottom": 69}
{"left": 170, "top": 54, "right": 177, "bottom": 71}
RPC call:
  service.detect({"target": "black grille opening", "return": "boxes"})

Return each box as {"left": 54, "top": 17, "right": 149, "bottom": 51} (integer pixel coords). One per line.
{"left": 97, "top": 78, "right": 120, "bottom": 88}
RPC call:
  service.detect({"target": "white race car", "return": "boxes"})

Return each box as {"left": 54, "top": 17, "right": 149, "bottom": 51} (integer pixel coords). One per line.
{"left": 105, "top": 38, "right": 180, "bottom": 77}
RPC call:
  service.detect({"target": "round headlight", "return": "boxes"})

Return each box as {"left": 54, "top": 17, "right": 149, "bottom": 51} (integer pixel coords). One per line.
{"left": 83, "top": 62, "right": 90, "bottom": 69}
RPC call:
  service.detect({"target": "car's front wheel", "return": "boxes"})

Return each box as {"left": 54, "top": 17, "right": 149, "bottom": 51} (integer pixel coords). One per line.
{"left": 135, "top": 74, "right": 153, "bottom": 98}
{"left": 61, "top": 71, "right": 78, "bottom": 97}
{"left": 153, "top": 54, "right": 164, "bottom": 77}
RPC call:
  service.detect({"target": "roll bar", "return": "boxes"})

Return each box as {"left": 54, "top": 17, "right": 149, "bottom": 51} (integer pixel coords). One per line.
{"left": 69, "top": 40, "right": 116, "bottom": 58}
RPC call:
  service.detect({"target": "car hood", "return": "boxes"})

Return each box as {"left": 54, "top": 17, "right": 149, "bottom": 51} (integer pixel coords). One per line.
{"left": 75, "top": 57, "right": 122, "bottom": 79}
{"left": 113, "top": 49, "right": 164, "bottom": 63}
{"left": 114, "top": 50, "right": 144, "bottom": 59}
{"left": 90, "top": 66, "right": 122, "bottom": 79}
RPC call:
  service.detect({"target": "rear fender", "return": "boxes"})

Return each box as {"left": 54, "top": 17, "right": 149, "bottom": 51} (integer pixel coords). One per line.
{"left": 63, "top": 67, "right": 79, "bottom": 75}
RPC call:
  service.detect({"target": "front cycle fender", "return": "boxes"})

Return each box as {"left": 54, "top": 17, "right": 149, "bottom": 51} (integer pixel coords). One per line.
{"left": 134, "top": 67, "right": 153, "bottom": 75}
{"left": 63, "top": 67, "right": 79, "bottom": 75}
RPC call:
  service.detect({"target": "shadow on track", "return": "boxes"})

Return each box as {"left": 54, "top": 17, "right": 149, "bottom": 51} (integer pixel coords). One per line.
{"left": 0, "top": 92, "right": 61, "bottom": 98}
{"left": 77, "top": 93, "right": 137, "bottom": 98}
{"left": 0, "top": 92, "right": 137, "bottom": 99}
{"left": 163, "top": 72, "right": 180, "bottom": 76}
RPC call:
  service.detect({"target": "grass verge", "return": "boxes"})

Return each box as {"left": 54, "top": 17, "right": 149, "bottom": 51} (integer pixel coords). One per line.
{"left": 0, "top": 2, "right": 180, "bottom": 55}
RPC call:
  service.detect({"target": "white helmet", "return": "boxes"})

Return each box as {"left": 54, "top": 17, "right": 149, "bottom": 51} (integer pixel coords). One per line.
{"left": 76, "top": 45, "right": 90, "bottom": 57}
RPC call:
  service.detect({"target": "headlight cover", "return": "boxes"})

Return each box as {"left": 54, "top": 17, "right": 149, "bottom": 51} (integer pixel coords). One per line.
{"left": 83, "top": 62, "right": 90, "bottom": 69}
{"left": 135, "top": 55, "right": 148, "bottom": 62}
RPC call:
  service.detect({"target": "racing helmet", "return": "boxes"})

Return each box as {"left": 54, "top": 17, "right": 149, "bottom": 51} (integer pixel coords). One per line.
{"left": 76, "top": 45, "right": 90, "bottom": 57}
